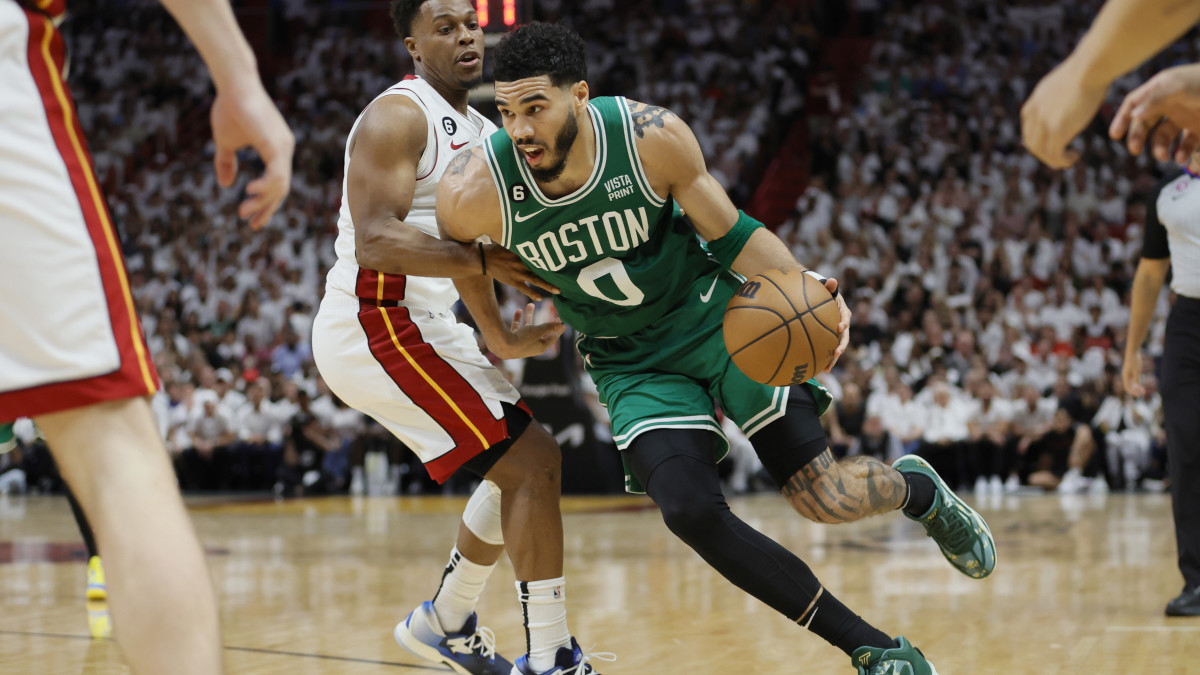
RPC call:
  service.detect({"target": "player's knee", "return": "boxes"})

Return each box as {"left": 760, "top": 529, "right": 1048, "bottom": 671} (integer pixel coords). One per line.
{"left": 486, "top": 427, "right": 561, "bottom": 494}
{"left": 658, "top": 494, "right": 724, "bottom": 546}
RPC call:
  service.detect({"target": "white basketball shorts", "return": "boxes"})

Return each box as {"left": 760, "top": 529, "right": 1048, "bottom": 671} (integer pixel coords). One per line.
{"left": 312, "top": 282, "right": 527, "bottom": 483}
{"left": 0, "top": 2, "right": 157, "bottom": 423}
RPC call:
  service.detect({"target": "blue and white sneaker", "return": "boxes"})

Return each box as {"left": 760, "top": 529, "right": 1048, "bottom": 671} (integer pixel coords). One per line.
{"left": 510, "top": 637, "right": 615, "bottom": 675}
{"left": 394, "top": 601, "right": 512, "bottom": 675}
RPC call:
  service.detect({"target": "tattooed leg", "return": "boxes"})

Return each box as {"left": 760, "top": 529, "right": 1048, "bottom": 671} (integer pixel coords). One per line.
{"left": 781, "top": 451, "right": 907, "bottom": 523}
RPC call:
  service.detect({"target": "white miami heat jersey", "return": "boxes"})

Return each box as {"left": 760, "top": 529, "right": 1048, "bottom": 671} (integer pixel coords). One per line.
{"left": 326, "top": 76, "right": 498, "bottom": 312}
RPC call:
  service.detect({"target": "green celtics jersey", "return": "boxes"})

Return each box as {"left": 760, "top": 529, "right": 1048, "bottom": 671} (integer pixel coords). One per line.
{"left": 483, "top": 96, "right": 720, "bottom": 338}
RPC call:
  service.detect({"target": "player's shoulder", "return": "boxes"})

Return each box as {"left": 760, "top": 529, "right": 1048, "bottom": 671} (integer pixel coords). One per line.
{"left": 622, "top": 98, "right": 683, "bottom": 142}
{"left": 351, "top": 94, "right": 428, "bottom": 156}
{"left": 362, "top": 93, "right": 428, "bottom": 130}
{"left": 621, "top": 97, "right": 702, "bottom": 179}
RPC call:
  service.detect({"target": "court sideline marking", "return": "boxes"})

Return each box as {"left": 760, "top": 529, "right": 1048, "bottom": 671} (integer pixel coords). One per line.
{"left": 0, "top": 628, "right": 444, "bottom": 670}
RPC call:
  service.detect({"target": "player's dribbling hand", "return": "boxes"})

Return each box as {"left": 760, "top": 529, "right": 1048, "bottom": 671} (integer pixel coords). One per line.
{"left": 1020, "top": 58, "right": 1110, "bottom": 169}
{"left": 210, "top": 82, "right": 295, "bottom": 230}
{"left": 1122, "top": 353, "right": 1146, "bottom": 398}
{"left": 825, "top": 277, "right": 851, "bottom": 373}
{"left": 1110, "top": 64, "right": 1200, "bottom": 163}
{"left": 489, "top": 303, "right": 565, "bottom": 360}
{"left": 485, "top": 244, "right": 561, "bottom": 302}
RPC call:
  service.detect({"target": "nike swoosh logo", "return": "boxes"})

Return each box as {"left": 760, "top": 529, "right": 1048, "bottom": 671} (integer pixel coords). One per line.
{"left": 450, "top": 141, "right": 469, "bottom": 150}
{"left": 699, "top": 276, "right": 719, "bottom": 303}
{"left": 514, "top": 209, "right": 546, "bottom": 223}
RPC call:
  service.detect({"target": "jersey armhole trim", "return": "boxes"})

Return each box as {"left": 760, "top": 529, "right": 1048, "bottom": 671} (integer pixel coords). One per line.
{"left": 616, "top": 96, "right": 668, "bottom": 208}
{"left": 484, "top": 141, "right": 514, "bottom": 249}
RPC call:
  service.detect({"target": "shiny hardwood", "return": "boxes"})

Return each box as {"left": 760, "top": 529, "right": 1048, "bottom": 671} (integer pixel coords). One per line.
{"left": 0, "top": 491, "right": 1195, "bottom": 674}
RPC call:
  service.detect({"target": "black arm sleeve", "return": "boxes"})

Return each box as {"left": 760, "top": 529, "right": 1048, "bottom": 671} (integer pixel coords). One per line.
{"left": 1142, "top": 172, "right": 1178, "bottom": 260}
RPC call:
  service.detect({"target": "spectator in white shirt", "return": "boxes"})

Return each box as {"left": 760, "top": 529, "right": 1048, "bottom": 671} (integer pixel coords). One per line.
{"left": 1092, "top": 377, "right": 1159, "bottom": 490}
{"left": 967, "top": 379, "right": 1012, "bottom": 494}
{"left": 232, "top": 381, "right": 285, "bottom": 490}
{"left": 917, "top": 382, "right": 971, "bottom": 489}
{"left": 181, "top": 399, "right": 236, "bottom": 491}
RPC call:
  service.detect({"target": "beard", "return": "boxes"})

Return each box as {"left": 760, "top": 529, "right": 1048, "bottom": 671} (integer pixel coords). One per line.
{"left": 460, "top": 72, "right": 484, "bottom": 90}
{"left": 528, "top": 111, "right": 579, "bottom": 183}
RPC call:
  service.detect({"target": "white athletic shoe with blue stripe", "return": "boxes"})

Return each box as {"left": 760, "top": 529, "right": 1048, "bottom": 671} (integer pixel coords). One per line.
{"left": 510, "top": 637, "right": 615, "bottom": 675}
{"left": 394, "top": 601, "right": 512, "bottom": 675}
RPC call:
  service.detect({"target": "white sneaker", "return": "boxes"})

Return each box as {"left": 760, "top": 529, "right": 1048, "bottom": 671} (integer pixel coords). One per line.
{"left": 1003, "top": 475, "right": 1020, "bottom": 493}
{"left": 0, "top": 469, "right": 26, "bottom": 495}
{"left": 394, "top": 601, "right": 512, "bottom": 674}
{"left": 988, "top": 475, "right": 1003, "bottom": 495}
{"left": 974, "top": 476, "right": 988, "bottom": 495}
{"left": 349, "top": 466, "right": 364, "bottom": 496}
{"left": 1057, "top": 468, "right": 1086, "bottom": 494}
{"left": 1141, "top": 478, "right": 1167, "bottom": 493}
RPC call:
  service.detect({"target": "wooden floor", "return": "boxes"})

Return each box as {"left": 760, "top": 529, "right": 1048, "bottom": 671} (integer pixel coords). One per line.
{"left": 0, "top": 490, "right": 1196, "bottom": 674}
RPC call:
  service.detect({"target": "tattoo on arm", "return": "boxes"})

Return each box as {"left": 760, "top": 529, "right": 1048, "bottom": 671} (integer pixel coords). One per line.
{"left": 626, "top": 100, "right": 674, "bottom": 139}
{"left": 447, "top": 149, "right": 474, "bottom": 177}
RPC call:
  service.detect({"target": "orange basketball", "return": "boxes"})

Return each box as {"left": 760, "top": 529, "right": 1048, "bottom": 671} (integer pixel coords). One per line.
{"left": 723, "top": 268, "right": 842, "bottom": 386}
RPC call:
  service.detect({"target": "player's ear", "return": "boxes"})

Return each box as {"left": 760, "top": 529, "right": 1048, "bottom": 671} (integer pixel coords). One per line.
{"left": 404, "top": 37, "right": 420, "bottom": 62}
{"left": 571, "top": 81, "right": 589, "bottom": 112}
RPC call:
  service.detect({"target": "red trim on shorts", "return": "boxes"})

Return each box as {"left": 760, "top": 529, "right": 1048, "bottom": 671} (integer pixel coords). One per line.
{"left": 0, "top": 11, "right": 159, "bottom": 422}
{"left": 356, "top": 304, "right": 509, "bottom": 483}
{"left": 33, "top": 0, "right": 66, "bottom": 20}
{"left": 354, "top": 267, "right": 407, "bottom": 303}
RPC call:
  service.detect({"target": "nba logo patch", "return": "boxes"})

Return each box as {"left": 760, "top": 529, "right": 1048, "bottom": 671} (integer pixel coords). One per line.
{"left": 553, "top": 586, "right": 563, "bottom": 599}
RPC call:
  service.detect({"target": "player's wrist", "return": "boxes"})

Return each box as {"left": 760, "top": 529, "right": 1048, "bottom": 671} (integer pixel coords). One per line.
{"left": 802, "top": 269, "right": 839, "bottom": 299}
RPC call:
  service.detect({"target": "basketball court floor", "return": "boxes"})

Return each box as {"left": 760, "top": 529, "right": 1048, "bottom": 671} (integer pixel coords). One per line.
{"left": 0, "top": 491, "right": 1195, "bottom": 674}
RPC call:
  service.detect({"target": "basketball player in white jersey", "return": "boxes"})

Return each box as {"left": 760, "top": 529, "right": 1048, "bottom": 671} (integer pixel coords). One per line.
{"left": 311, "top": 2, "right": 607, "bottom": 674}
{"left": 0, "top": 0, "right": 292, "bottom": 673}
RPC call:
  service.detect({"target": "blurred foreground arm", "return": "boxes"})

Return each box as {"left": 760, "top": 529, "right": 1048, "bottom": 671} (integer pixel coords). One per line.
{"left": 159, "top": 0, "right": 295, "bottom": 229}
{"left": 1021, "top": 0, "right": 1200, "bottom": 168}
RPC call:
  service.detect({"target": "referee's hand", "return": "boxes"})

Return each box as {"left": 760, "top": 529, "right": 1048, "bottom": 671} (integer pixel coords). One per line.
{"left": 1122, "top": 353, "right": 1146, "bottom": 398}
{"left": 1110, "top": 63, "right": 1200, "bottom": 163}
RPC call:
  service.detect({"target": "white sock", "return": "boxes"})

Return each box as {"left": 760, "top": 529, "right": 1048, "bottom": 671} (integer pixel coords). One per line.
{"left": 518, "top": 577, "right": 571, "bottom": 672}
{"left": 431, "top": 547, "right": 495, "bottom": 634}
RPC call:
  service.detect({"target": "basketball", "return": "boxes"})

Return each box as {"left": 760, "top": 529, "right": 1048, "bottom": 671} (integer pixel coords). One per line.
{"left": 723, "top": 269, "right": 841, "bottom": 386}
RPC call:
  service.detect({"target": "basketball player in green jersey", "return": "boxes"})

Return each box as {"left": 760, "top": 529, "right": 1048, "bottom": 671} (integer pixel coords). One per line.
{"left": 438, "top": 23, "right": 996, "bottom": 675}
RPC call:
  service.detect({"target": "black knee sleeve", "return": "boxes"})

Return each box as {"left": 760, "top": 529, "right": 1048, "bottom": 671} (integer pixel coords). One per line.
{"left": 626, "top": 428, "right": 893, "bottom": 654}
{"left": 749, "top": 386, "right": 830, "bottom": 488}
{"left": 626, "top": 429, "right": 820, "bottom": 618}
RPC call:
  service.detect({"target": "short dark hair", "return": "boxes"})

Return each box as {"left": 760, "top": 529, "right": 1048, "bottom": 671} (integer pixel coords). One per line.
{"left": 493, "top": 23, "right": 587, "bottom": 87}
{"left": 390, "top": 0, "right": 431, "bottom": 38}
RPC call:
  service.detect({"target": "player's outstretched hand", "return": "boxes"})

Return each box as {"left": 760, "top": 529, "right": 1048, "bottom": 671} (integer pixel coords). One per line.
{"left": 210, "top": 83, "right": 295, "bottom": 230}
{"left": 1110, "top": 64, "right": 1200, "bottom": 163}
{"left": 489, "top": 303, "right": 565, "bottom": 360}
{"left": 824, "top": 277, "right": 851, "bottom": 373}
{"left": 485, "top": 244, "right": 560, "bottom": 302}
{"left": 1021, "top": 59, "right": 1110, "bottom": 169}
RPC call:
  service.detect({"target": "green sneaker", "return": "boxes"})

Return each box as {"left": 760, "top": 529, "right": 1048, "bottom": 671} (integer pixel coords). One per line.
{"left": 851, "top": 636, "right": 939, "bottom": 675}
{"left": 893, "top": 454, "right": 996, "bottom": 579}
{"left": 0, "top": 423, "right": 15, "bottom": 455}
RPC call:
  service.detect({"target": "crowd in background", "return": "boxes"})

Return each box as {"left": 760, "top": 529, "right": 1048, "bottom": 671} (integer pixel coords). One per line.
{"left": 774, "top": 0, "right": 1188, "bottom": 494}
{"left": 0, "top": 0, "right": 1188, "bottom": 498}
